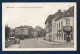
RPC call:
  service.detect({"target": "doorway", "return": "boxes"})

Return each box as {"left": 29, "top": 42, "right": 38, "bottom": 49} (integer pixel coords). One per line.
{"left": 66, "top": 35, "right": 70, "bottom": 42}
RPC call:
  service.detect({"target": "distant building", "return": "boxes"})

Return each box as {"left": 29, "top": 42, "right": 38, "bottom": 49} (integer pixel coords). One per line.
{"left": 33, "top": 29, "right": 38, "bottom": 38}
{"left": 45, "top": 6, "right": 74, "bottom": 43}
{"left": 33, "top": 26, "right": 45, "bottom": 38}
{"left": 15, "top": 25, "right": 33, "bottom": 39}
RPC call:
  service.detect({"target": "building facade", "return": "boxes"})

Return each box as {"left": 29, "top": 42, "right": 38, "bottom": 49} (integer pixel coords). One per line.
{"left": 15, "top": 26, "right": 32, "bottom": 39}
{"left": 45, "top": 18, "right": 52, "bottom": 41}
{"left": 45, "top": 6, "right": 74, "bottom": 43}
{"left": 45, "top": 10, "right": 62, "bottom": 41}
{"left": 52, "top": 17, "right": 74, "bottom": 43}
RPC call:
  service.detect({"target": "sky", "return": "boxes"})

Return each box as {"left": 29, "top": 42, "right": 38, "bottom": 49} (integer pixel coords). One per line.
{"left": 2, "top": 3, "right": 75, "bottom": 29}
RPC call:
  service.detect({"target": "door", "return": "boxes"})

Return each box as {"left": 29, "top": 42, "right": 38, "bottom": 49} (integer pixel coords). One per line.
{"left": 66, "top": 35, "right": 70, "bottom": 42}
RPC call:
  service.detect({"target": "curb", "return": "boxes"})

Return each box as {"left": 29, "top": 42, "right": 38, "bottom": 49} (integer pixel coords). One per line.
{"left": 38, "top": 39, "right": 61, "bottom": 45}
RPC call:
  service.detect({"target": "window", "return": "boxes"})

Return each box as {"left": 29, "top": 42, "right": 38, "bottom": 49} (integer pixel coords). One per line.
{"left": 61, "top": 22, "right": 63, "bottom": 30}
{"left": 57, "top": 36, "right": 58, "bottom": 39}
{"left": 59, "top": 32, "right": 61, "bottom": 40}
{"left": 53, "top": 25, "right": 54, "bottom": 31}
{"left": 57, "top": 24, "right": 58, "bottom": 30}
{"left": 51, "top": 27, "right": 52, "bottom": 32}
{"left": 59, "top": 23, "right": 60, "bottom": 30}
{"left": 53, "top": 24, "right": 55, "bottom": 31}
{"left": 64, "top": 33, "right": 66, "bottom": 40}
{"left": 62, "top": 32, "right": 63, "bottom": 40}
{"left": 55, "top": 23, "right": 56, "bottom": 31}
{"left": 71, "top": 34, "right": 73, "bottom": 40}
{"left": 66, "top": 19, "right": 70, "bottom": 26}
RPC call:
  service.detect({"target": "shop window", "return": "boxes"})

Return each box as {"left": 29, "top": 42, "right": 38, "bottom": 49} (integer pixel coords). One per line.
{"left": 57, "top": 24, "right": 58, "bottom": 30}
{"left": 64, "top": 33, "right": 66, "bottom": 40}
{"left": 59, "top": 23, "right": 60, "bottom": 30}
{"left": 71, "top": 34, "right": 73, "bottom": 40}
{"left": 62, "top": 32, "right": 63, "bottom": 40}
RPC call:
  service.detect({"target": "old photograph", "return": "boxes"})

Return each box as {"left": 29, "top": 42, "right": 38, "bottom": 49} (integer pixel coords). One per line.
{"left": 2, "top": 2, "right": 77, "bottom": 51}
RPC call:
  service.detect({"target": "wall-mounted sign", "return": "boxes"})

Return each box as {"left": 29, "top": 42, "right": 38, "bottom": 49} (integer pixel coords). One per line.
{"left": 63, "top": 26, "right": 72, "bottom": 32}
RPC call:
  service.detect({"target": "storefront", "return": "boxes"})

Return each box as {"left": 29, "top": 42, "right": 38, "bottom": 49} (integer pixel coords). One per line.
{"left": 63, "top": 26, "right": 72, "bottom": 42}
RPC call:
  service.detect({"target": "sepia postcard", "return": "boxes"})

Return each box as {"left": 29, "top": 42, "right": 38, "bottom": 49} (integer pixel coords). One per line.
{"left": 2, "top": 2, "right": 77, "bottom": 51}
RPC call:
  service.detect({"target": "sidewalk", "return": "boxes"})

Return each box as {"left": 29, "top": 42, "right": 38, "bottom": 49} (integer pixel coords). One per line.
{"left": 38, "top": 38, "right": 72, "bottom": 45}
{"left": 38, "top": 38, "right": 61, "bottom": 45}
{"left": 8, "top": 44, "right": 20, "bottom": 48}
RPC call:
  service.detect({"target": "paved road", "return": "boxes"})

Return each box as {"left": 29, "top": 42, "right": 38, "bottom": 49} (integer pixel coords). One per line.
{"left": 20, "top": 38, "right": 74, "bottom": 48}
{"left": 8, "top": 44, "right": 20, "bottom": 48}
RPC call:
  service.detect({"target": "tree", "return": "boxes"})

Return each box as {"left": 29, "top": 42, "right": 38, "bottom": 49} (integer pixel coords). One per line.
{"left": 5, "top": 25, "right": 11, "bottom": 39}
{"left": 34, "top": 26, "right": 46, "bottom": 37}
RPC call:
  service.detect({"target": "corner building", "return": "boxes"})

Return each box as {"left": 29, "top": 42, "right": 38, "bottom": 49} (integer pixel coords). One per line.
{"left": 45, "top": 6, "right": 74, "bottom": 43}
{"left": 52, "top": 6, "right": 74, "bottom": 43}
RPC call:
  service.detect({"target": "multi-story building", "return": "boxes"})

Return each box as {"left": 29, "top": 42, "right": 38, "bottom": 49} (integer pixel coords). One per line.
{"left": 15, "top": 25, "right": 44, "bottom": 39}
{"left": 15, "top": 25, "right": 33, "bottom": 39}
{"left": 52, "top": 6, "right": 74, "bottom": 43}
{"left": 45, "top": 6, "right": 74, "bottom": 43}
{"left": 45, "top": 10, "right": 62, "bottom": 41}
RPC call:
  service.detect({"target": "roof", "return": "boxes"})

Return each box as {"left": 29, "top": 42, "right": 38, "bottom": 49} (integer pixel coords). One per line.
{"left": 53, "top": 6, "right": 74, "bottom": 21}
{"left": 34, "top": 26, "right": 43, "bottom": 31}
{"left": 15, "top": 25, "right": 32, "bottom": 29}
{"left": 45, "top": 15, "right": 54, "bottom": 24}
{"left": 45, "top": 6, "right": 74, "bottom": 23}
{"left": 45, "top": 9, "right": 62, "bottom": 24}
{"left": 64, "top": 6, "right": 74, "bottom": 17}
{"left": 54, "top": 13, "right": 63, "bottom": 21}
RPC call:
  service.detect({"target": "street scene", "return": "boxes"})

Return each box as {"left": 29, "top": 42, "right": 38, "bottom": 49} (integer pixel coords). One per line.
{"left": 2, "top": 3, "right": 76, "bottom": 49}
{"left": 7, "top": 38, "right": 73, "bottom": 48}
{"left": 20, "top": 38, "right": 73, "bottom": 48}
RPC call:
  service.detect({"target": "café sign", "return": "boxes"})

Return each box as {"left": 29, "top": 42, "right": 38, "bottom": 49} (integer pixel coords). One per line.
{"left": 63, "top": 26, "right": 72, "bottom": 32}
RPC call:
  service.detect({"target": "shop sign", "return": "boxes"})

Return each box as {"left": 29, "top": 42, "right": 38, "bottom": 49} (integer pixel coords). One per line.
{"left": 63, "top": 26, "right": 72, "bottom": 32}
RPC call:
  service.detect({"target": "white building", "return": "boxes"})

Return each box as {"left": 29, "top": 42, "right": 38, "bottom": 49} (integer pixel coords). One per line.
{"left": 45, "top": 6, "right": 74, "bottom": 43}
{"left": 52, "top": 17, "right": 74, "bottom": 43}
{"left": 45, "top": 10, "right": 63, "bottom": 41}
{"left": 52, "top": 6, "right": 74, "bottom": 43}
